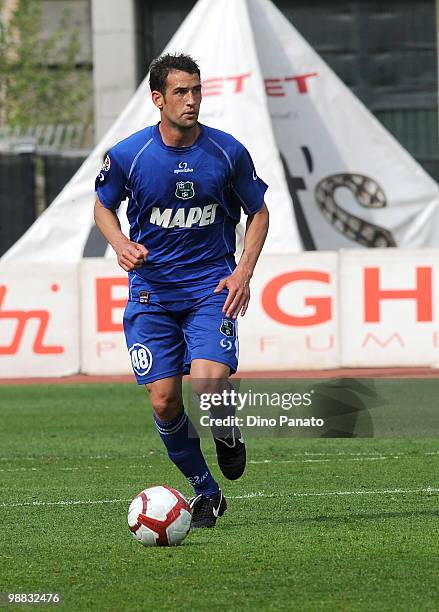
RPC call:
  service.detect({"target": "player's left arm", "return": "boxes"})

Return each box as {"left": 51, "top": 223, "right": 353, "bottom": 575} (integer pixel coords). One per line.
{"left": 214, "top": 202, "right": 269, "bottom": 319}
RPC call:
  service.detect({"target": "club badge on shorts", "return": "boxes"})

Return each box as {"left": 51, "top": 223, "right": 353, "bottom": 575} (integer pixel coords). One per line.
{"left": 220, "top": 319, "right": 235, "bottom": 338}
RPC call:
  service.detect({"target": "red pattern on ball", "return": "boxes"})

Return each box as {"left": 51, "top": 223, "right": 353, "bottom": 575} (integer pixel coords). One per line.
{"left": 130, "top": 487, "right": 191, "bottom": 546}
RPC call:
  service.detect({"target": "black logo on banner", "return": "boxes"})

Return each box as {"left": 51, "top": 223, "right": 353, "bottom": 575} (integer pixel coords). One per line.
{"left": 280, "top": 151, "right": 396, "bottom": 250}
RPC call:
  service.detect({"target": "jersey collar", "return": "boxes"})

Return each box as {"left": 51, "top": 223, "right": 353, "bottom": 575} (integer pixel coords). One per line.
{"left": 152, "top": 122, "right": 206, "bottom": 151}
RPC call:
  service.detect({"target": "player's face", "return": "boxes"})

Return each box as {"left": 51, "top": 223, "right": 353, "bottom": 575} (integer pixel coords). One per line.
{"left": 154, "top": 70, "right": 202, "bottom": 129}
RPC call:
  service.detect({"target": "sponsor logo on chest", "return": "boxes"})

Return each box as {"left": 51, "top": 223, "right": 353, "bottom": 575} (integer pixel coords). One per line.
{"left": 174, "top": 162, "right": 194, "bottom": 174}
{"left": 150, "top": 203, "right": 219, "bottom": 228}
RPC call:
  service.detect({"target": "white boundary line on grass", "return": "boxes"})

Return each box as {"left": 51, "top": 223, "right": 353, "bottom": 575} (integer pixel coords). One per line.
{"left": 1, "top": 450, "right": 438, "bottom": 463}
{"left": 0, "top": 452, "right": 437, "bottom": 473}
{"left": 247, "top": 457, "right": 392, "bottom": 464}
{"left": 0, "top": 487, "right": 438, "bottom": 508}
{"left": 231, "top": 488, "right": 439, "bottom": 499}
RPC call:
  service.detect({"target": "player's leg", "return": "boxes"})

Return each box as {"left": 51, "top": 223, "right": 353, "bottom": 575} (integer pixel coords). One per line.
{"left": 146, "top": 375, "right": 220, "bottom": 501}
{"left": 123, "top": 299, "right": 221, "bottom": 528}
{"left": 183, "top": 293, "right": 246, "bottom": 483}
{"left": 185, "top": 360, "right": 230, "bottom": 526}
{"left": 191, "top": 358, "right": 246, "bottom": 481}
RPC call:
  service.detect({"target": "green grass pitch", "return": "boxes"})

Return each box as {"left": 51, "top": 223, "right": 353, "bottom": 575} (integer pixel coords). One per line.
{"left": 0, "top": 382, "right": 438, "bottom": 611}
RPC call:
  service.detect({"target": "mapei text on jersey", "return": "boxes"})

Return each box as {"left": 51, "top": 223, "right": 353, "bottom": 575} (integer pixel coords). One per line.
{"left": 150, "top": 204, "right": 219, "bottom": 229}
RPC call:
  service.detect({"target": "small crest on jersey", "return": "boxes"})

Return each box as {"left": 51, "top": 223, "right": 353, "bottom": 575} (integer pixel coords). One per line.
{"left": 220, "top": 319, "right": 235, "bottom": 338}
{"left": 101, "top": 155, "right": 111, "bottom": 172}
{"left": 175, "top": 181, "right": 195, "bottom": 200}
{"left": 139, "top": 291, "right": 149, "bottom": 304}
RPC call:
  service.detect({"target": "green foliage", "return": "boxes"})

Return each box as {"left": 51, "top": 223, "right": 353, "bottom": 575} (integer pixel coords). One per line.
{"left": 0, "top": 0, "right": 92, "bottom": 129}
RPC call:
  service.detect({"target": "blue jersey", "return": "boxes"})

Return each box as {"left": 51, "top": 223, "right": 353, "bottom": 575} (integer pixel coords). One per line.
{"left": 95, "top": 122, "right": 268, "bottom": 300}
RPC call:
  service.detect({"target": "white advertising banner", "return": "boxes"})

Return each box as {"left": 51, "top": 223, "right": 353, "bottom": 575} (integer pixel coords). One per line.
{"left": 239, "top": 253, "right": 340, "bottom": 370}
{"left": 340, "top": 249, "right": 439, "bottom": 367}
{"left": 3, "top": 252, "right": 439, "bottom": 379}
{"left": 80, "top": 254, "right": 340, "bottom": 376}
{"left": 0, "top": 263, "right": 79, "bottom": 377}
{"left": 81, "top": 259, "right": 132, "bottom": 375}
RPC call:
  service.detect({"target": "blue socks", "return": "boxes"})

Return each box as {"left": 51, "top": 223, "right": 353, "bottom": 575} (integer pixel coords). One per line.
{"left": 153, "top": 409, "right": 219, "bottom": 497}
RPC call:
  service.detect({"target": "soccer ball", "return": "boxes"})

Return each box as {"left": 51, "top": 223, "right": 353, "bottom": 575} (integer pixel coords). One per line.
{"left": 128, "top": 485, "right": 192, "bottom": 547}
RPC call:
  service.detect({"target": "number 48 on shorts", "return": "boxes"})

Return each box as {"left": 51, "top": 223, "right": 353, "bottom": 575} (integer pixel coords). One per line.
{"left": 129, "top": 343, "right": 153, "bottom": 376}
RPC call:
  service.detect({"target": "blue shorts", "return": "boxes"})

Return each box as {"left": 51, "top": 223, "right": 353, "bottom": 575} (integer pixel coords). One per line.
{"left": 123, "top": 292, "right": 239, "bottom": 384}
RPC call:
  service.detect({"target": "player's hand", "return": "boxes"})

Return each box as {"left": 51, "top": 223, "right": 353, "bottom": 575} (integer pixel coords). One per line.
{"left": 214, "top": 268, "right": 251, "bottom": 319}
{"left": 115, "top": 240, "right": 148, "bottom": 272}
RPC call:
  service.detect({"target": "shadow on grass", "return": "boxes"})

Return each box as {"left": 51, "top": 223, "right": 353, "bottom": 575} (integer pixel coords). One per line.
{"left": 228, "top": 508, "right": 439, "bottom": 529}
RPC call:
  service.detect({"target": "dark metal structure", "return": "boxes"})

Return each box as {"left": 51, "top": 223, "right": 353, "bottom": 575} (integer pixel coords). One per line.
{"left": 0, "top": 154, "right": 36, "bottom": 255}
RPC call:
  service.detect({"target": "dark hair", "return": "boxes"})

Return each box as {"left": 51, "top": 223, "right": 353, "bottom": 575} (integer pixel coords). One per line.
{"left": 149, "top": 53, "right": 200, "bottom": 93}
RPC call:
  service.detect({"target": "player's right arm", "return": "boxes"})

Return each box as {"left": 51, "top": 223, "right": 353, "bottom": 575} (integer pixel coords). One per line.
{"left": 94, "top": 196, "right": 148, "bottom": 272}
{"left": 94, "top": 149, "right": 148, "bottom": 272}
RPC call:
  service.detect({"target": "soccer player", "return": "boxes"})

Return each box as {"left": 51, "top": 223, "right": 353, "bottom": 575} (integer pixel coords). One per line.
{"left": 94, "top": 53, "right": 269, "bottom": 528}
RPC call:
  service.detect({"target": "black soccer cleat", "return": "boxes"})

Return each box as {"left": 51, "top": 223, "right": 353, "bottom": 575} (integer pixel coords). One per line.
{"left": 214, "top": 428, "right": 246, "bottom": 480}
{"left": 189, "top": 489, "right": 227, "bottom": 529}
